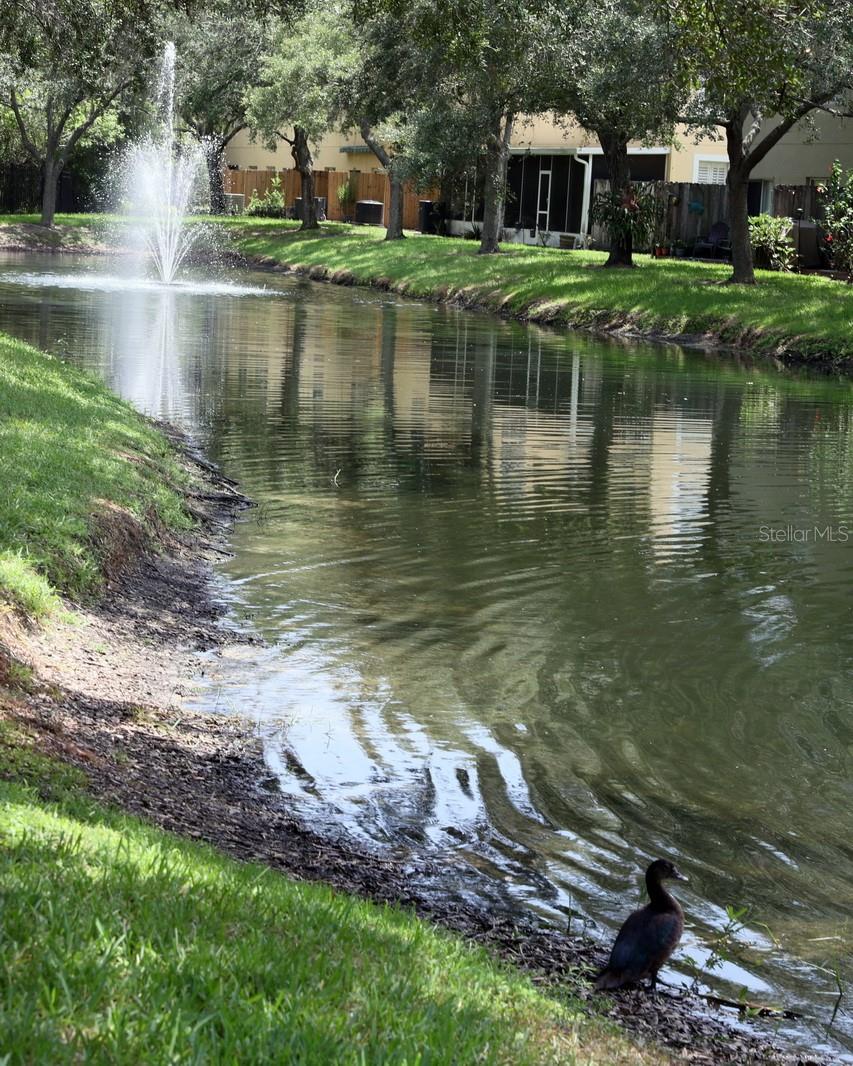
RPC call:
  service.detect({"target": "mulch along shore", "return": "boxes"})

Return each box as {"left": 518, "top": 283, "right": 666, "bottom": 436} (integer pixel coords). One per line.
{"left": 0, "top": 443, "right": 834, "bottom": 1066}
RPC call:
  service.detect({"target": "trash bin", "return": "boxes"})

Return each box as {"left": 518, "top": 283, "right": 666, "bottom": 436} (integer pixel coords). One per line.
{"left": 355, "top": 199, "right": 384, "bottom": 225}
{"left": 418, "top": 199, "right": 435, "bottom": 233}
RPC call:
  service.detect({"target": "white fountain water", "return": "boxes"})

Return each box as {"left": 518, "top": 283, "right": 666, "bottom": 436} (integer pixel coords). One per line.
{"left": 120, "top": 42, "right": 205, "bottom": 283}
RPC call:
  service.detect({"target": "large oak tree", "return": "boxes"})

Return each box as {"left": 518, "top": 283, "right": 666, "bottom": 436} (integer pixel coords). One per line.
{"left": 555, "top": 0, "right": 690, "bottom": 266}
{"left": 174, "top": 12, "right": 270, "bottom": 214}
{"left": 0, "top": 0, "right": 168, "bottom": 225}
{"left": 669, "top": 0, "right": 853, "bottom": 283}
{"left": 368, "top": 0, "right": 574, "bottom": 254}
{"left": 247, "top": 12, "right": 357, "bottom": 230}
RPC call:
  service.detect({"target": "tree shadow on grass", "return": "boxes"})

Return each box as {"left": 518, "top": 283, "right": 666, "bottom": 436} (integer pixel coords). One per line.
{"left": 0, "top": 803, "right": 571, "bottom": 1064}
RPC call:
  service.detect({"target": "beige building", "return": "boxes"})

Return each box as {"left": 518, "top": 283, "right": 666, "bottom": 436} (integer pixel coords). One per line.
{"left": 227, "top": 127, "right": 382, "bottom": 173}
{"left": 226, "top": 112, "right": 853, "bottom": 243}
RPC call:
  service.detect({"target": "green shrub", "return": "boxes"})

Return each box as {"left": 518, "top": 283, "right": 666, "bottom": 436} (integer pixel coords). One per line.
{"left": 336, "top": 178, "right": 355, "bottom": 212}
{"left": 816, "top": 160, "right": 853, "bottom": 275}
{"left": 589, "top": 183, "right": 663, "bottom": 252}
{"left": 246, "top": 175, "right": 287, "bottom": 219}
{"left": 748, "top": 214, "right": 795, "bottom": 272}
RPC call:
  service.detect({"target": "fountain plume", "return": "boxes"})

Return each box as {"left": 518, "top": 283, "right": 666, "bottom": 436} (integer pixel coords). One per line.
{"left": 121, "top": 42, "right": 205, "bottom": 283}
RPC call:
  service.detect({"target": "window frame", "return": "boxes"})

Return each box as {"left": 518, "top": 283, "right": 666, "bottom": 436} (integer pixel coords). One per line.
{"left": 693, "top": 155, "right": 729, "bottom": 184}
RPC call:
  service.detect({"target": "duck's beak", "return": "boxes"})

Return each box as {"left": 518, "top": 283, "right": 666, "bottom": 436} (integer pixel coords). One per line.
{"left": 673, "top": 869, "right": 689, "bottom": 882}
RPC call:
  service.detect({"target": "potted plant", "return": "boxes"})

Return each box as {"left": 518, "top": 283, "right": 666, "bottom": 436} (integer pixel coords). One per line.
{"left": 672, "top": 240, "right": 687, "bottom": 258}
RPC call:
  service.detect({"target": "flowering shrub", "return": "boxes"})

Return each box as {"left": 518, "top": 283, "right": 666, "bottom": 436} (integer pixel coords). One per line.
{"left": 816, "top": 161, "right": 853, "bottom": 274}
{"left": 748, "top": 214, "right": 795, "bottom": 272}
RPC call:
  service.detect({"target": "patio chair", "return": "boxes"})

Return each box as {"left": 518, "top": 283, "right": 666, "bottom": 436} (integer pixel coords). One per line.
{"left": 693, "top": 221, "right": 731, "bottom": 259}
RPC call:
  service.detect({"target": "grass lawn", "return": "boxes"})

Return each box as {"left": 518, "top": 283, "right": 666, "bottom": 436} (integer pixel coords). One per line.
{"left": 0, "top": 720, "right": 666, "bottom": 1065}
{"left": 0, "top": 332, "right": 192, "bottom": 616}
{"left": 209, "top": 216, "right": 853, "bottom": 367}
{"left": 0, "top": 214, "right": 108, "bottom": 227}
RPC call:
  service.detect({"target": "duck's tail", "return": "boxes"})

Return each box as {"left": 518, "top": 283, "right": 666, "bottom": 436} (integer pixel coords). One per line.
{"left": 594, "top": 968, "right": 625, "bottom": 991}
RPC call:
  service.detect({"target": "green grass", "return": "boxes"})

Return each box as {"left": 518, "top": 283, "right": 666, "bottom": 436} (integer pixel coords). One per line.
{"left": 0, "top": 721, "right": 665, "bottom": 1065}
{"left": 0, "top": 213, "right": 102, "bottom": 225}
{"left": 0, "top": 332, "right": 192, "bottom": 615}
{"left": 209, "top": 216, "right": 853, "bottom": 367}
{"left": 0, "top": 212, "right": 113, "bottom": 250}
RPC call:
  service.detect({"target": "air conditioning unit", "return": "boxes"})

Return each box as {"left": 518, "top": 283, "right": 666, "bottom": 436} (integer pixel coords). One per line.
{"left": 355, "top": 199, "right": 383, "bottom": 225}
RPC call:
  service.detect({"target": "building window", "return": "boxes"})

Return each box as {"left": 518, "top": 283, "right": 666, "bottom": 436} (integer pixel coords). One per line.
{"left": 694, "top": 156, "right": 729, "bottom": 184}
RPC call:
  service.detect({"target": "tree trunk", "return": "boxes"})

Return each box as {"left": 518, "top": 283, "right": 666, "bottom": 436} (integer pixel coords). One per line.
{"left": 727, "top": 171, "right": 754, "bottom": 283}
{"left": 599, "top": 131, "right": 633, "bottom": 267}
{"left": 206, "top": 142, "right": 227, "bottom": 215}
{"left": 725, "top": 115, "right": 755, "bottom": 284}
{"left": 40, "top": 156, "right": 59, "bottom": 227}
{"left": 291, "top": 126, "right": 318, "bottom": 230}
{"left": 385, "top": 168, "right": 405, "bottom": 240}
{"left": 478, "top": 112, "right": 514, "bottom": 255}
{"left": 359, "top": 121, "right": 405, "bottom": 240}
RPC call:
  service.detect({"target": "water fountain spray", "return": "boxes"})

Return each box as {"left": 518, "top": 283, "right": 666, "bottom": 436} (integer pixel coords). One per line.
{"left": 122, "top": 42, "right": 205, "bottom": 283}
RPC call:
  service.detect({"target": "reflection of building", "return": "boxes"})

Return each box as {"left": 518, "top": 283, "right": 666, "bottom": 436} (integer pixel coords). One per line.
{"left": 487, "top": 350, "right": 592, "bottom": 503}
{"left": 648, "top": 411, "right": 713, "bottom": 555}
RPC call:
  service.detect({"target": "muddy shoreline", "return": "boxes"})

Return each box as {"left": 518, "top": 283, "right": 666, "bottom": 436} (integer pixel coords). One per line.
{"left": 0, "top": 423, "right": 831, "bottom": 1065}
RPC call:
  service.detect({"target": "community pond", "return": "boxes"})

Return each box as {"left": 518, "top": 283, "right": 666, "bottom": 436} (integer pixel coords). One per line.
{"left": 1, "top": 251, "right": 852, "bottom": 1059}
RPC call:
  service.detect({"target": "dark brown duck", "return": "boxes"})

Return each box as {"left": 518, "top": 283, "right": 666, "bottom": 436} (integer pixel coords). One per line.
{"left": 595, "top": 858, "right": 688, "bottom": 991}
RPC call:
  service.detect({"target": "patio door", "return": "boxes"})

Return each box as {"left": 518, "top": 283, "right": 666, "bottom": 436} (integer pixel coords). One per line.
{"left": 537, "top": 167, "right": 551, "bottom": 235}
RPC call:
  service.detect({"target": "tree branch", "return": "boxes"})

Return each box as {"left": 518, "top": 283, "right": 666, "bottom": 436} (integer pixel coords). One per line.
{"left": 742, "top": 87, "right": 848, "bottom": 172}
{"left": 221, "top": 123, "right": 247, "bottom": 149}
{"left": 8, "top": 89, "right": 40, "bottom": 163}
{"left": 359, "top": 119, "right": 392, "bottom": 169}
{"left": 786, "top": 95, "right": 853, "bottom": 121}
{"left": 56, "top": 79, "right": 131, "bottom": 168}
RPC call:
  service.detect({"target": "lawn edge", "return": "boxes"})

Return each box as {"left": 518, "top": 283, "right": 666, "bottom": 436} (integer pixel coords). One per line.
{"left": 232, "top": 247, "right": 852, "bottom": 374}
{"left": 2, "top": 217, "right": 850, "bottom": 373}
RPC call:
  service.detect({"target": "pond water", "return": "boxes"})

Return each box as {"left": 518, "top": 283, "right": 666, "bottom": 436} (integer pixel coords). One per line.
{"left": 2, "top": 252, "right": 852, "bottom": 1057}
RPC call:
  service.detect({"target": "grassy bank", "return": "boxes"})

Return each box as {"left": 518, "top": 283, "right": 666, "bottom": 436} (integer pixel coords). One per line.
{"left": 0, "top": 323, "right": 667, "bottom": 1064}
{"left": 0, "top": 720, "right": 663, "bottom": 1065}
{"left": 0, "top": 331, "right": 192, "bottom": 616}
{"left": 0, "top": 213, "right": 112, "bottom": 252}
{"left": 212, "top": 217, "right": 853, "bottom": 369}
{"left": 3, "top": 212, "right": 851, "bottom": 367}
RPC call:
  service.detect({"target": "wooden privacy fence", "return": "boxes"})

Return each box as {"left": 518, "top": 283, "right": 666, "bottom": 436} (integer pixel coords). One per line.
{"left": 224, "top": 167, "right": 435, "bottom": 230}
{"left": 772, "top": 183, "right": 820, "bottom": 220}
{"left": 589, "top": 178, "right": 821, "bottom": 248}
{"left": 227, "top": 169, "right": 821, "bottom": 242}
{"left": 0, "top": 162, "right": 79, "bottom": 214}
